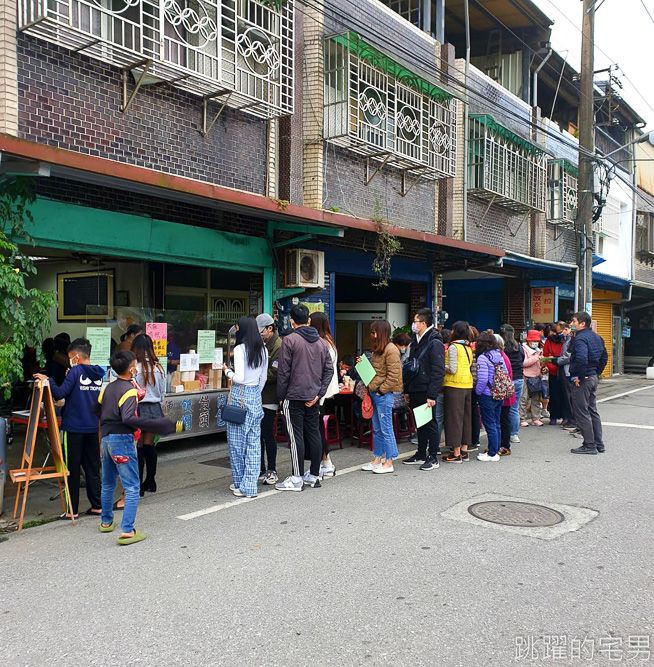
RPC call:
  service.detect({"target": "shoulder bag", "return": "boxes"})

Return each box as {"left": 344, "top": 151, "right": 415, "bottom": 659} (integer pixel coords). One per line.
{"left": 221, "top": 384, "right": 247, "bottom": 425}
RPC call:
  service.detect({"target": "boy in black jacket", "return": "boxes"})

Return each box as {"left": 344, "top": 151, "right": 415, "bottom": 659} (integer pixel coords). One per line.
{"left": 403, "top": 308, "right": 446, "bottom": 470}
{"left": 94, "top": 351, "right": 175, "bottom": 545}
{"left": 34, "top": 337, "right": 104, "bottom": 520}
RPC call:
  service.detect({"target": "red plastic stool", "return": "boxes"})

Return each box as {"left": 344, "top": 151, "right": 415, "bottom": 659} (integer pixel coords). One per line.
{"left": 273, "top": 410, "right": 287, "bottom": 444}
{"left": 323, "top": 414, "right": 343, "bottom": 451}
{"left": 393, "top": 408, "right": 416, "bottom": 441}
{"left": 356, "top": 419, "right": 374, "bottom": 451}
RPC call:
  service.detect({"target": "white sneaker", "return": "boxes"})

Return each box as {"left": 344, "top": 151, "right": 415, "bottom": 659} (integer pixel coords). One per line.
{"left": 275, "top": 476, "right": 304, "bottom": 492}
{"left": 320, "top": 462, "right": 336, "bottom": 478}
{"left": 372, "top": 465, "right": 394, "bottom": 474}
{"left": 510, "top": 435, "right": 520, "bottom": 444}
{"left": 409, "top": 435, "right": 419, "bottom": 445}
{"left": 302, "top": 472, "right": 321, "bottom": 488}
{"left": 262, "top": 471, "right": 278, "bottom": 485}
{"left": 477, "top": 452, "right": 500, "bottom": 462}
{"left": 229, "top": 484, "right": 236, "bottom": 491}
{"left": 541, "top": 410, "right": 550, "bottom": 419}
{"left": 361, "top": 460, "right": 383, "bottom": 471}
{"left": 232, "top": 488, "right": 256, "bottom": 498}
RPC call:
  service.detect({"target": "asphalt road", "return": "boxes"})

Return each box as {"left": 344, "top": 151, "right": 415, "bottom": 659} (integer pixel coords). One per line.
{"left": 2, "top": 378, "right": 653, "bottom": 667}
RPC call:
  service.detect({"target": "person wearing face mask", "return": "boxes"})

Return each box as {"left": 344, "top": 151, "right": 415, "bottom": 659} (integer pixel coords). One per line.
{"left": 402, "top": 308, "right": 446, "bottom": 470}
{"left": 34, "top": 338, "right": 105, "bottom": 520}
{"left": 519, "top": 330, "right": 544, "bottom": 426}
{"left": 542, "top": 322, "right": 567, "bottom": 425}
{"left": 256, "top": 314, "right": 282, "bottom": 486}
{"left": 556, "top": 322, "right": 576, "bottom": 430}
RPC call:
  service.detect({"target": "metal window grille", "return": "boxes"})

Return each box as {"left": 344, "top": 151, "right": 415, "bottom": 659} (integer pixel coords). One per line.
{"left": 323, "top": 32, "right": 457, "bottom": 180}
{"left": 636, "top": 212, "right": 654, "bottom": 255}
{"left": 379, "top": 0, "right": 420, "bottom": 27}
{"left": 18, "top": 0, "right": 294, "bottom": 117}
{"left": 468, "top": 115, "right": 546, "bottom": 213}
{"left": 547, "top": 159, "right": 578, "bottom": 224}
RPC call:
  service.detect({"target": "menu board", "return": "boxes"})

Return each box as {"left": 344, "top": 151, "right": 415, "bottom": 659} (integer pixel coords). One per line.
{"left": 197, "top": 330, "right": 216, "bottom": 364}
{"left": 146, "top": 322, "right": 168, "bottom": 360}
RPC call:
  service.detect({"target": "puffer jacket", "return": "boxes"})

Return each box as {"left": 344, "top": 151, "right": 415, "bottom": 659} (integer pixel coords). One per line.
{"left": 403, "top": 327, "right": 446, "bottom": 400}
{"left": 475, "top": 349, "right": 509, "bottom": 397}
{"left": 570, "top": 328, "right": 609, "bottom": 380}
{"left": 369, "top": 343, "right": 403, "bottom": 395}
{"left": 522, "top": 344, "right": 542, "bottom": 378}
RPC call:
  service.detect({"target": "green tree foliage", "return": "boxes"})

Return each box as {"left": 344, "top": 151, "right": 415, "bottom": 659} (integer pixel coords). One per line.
{"left": 0, "top": 179, "right": 56, "bottom": 397}
{"left": 371, "top": 199, "right": 401, "bottom": 289}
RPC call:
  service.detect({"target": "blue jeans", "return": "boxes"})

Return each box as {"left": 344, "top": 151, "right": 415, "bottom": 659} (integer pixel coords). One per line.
{"left": 477, "top": 394, "right": 503, "bottom": 457}
{"left": 101, "top": 434, "right": 140, "bottom": 534}
{"left": 510, "top": 379, "right": 524, "bottom": 436}
{"left": 370, "top": 392, "right": 399, "bottom": 460}
{"left": 434, "top": 392, "right": 444, "bottom": 448}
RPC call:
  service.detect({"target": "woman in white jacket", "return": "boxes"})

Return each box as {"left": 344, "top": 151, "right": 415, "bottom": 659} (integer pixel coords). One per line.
{"left": 309, "top": 312, "right": 339, "bottom": 479}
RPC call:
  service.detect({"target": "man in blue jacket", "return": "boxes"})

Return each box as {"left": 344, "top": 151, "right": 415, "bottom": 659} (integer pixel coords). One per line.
{"left": 35, "top": 337, "right": 105, "bottom": 518}
{"left": 568, "top": 312, "right": 608, "bottom": 455}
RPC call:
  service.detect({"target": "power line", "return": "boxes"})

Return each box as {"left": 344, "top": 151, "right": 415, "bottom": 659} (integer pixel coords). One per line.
{"left": 639, "top": 0, "right": 654, "bottom": 26}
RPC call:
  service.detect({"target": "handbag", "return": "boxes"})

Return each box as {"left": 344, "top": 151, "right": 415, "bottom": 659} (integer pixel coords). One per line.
{"left": 526, "top": 377, "right": 542, "bottom": 395}
{"left": 221, "top": 384, "right": 247, "bottom": 425}
{"left": 402, "top": 339, "right": 434, "bottom": 386}
{"left": 361, "top": 392, "right": 374, "bottom": 420}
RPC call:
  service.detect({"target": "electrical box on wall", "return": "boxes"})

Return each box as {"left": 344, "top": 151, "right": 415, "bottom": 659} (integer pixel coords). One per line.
{"left": 284, "top": 249, "right": 325, "bottom": 289}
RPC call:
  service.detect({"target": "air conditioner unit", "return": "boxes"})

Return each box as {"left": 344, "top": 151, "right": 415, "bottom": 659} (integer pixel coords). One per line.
{"left": 284, "top": 249, "right": 325, "bottom": 289}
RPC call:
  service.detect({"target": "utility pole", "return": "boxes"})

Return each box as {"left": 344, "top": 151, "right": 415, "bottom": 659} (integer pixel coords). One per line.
{"left": 578, "top": 0, "right": 596, "bottom": 314}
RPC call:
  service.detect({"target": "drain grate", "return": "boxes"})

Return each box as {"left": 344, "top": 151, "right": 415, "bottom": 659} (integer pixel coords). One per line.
{"left": 468, "top": 501, "right": 565, "bottom": 527}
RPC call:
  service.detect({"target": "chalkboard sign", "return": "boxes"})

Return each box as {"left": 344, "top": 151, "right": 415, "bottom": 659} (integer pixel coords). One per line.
{"left": 57, "top": 270, "right": 114, "bottom": 321}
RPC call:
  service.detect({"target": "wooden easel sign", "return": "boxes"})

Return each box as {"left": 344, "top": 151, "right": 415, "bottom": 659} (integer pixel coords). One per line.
{"left": 9, "top": 381, "right": 75, "bottom": 533}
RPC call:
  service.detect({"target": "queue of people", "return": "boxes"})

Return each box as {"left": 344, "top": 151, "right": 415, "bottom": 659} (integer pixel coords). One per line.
{"left": 30, "top": 304, "right": 608, "bottom": 545}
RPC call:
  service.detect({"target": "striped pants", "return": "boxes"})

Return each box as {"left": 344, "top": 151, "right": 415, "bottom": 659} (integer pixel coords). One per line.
{"left": 281, "top": 399, "right": 322, "bottom": 479}
{"left": 227, "top": 384, "right": 264, "bottom": 497}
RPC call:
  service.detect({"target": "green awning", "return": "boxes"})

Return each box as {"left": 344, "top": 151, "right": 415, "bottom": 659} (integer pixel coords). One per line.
{"left": 330, "top": 32, "right": 452, "bottom": 105}
{"left": 470, "top": 114, "right": 545, "bottom": 156}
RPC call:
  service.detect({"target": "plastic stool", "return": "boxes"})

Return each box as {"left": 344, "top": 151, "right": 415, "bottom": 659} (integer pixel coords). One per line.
{"left": 393, "top": 408, "right": 416, "bottom": 441}
{"left": 323, "top": 414, "right": 343, "bottom": 451}
{"left": 356, "top": 419, "right": 374, "bottom": 451}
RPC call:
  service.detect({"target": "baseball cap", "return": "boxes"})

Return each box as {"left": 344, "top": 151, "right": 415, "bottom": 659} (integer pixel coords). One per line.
{"left": 256, "top": 313, "right": 275, "bottom": 331}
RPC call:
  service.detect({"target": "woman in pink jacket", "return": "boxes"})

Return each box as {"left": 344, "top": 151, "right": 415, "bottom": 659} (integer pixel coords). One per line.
{"left": 520, "top": 330, "right": 544, "bottom": 426}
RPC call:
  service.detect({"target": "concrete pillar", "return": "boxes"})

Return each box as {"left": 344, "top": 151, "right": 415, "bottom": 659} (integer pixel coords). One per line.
{"left": 437, "top": 42, "right": 455, "bottom": 237}
{"left": 302, "top": 0, "right": 324, "bottom": 209}
{"left": 451, "top": 58, "right": 467, "bottom": 240}
{"left": 0, "top": 0, "right": 19, "bottom": 135}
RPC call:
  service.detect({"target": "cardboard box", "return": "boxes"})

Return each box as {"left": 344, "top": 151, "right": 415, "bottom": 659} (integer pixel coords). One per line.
{"left": 208, "top": 369, "right": 222, "bottom": 389}
{"left": 183, "top": 380, "right": 201, "bottom": 392}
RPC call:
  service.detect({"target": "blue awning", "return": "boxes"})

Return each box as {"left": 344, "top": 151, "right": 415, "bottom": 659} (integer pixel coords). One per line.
{"left": 592, "top": 272, "right": 631, "bottom": 290}
{"left": 503, "top": 252, "right": 577, "bottom": 275}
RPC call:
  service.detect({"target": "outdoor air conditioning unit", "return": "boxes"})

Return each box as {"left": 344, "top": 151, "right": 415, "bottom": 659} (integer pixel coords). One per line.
{"left": 284, "top": 249, "right": 325, "bottom": 288}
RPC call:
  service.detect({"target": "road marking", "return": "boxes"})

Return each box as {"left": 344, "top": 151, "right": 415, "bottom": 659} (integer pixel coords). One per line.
{"left": 598, "top": 384, "right": 654, "bottom": 403}
{"left": 177, "top": 450, "right": 416, "bottom": 520}
{"left": 602, "top": 422, "right": 654, "bottom": 430}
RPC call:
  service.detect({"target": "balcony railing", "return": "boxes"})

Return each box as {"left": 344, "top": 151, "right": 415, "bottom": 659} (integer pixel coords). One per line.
{"left": 468, "top": 114, "right": 547, "bottom": 213}
{"left": 18, "top": 0, "right": 294, "bottom": 118}
{"left": 323, "top": 32, "right": 457, "bottom": 180}
{"left": 547, "top": 158, "right": 578, "bottom": 224}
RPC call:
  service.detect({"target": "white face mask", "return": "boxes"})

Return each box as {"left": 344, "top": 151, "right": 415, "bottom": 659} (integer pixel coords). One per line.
{"left": 529, "top": 342, "right": 539, "bottom": 349}
{"left": 70, "top": 355, "right": 80, "bottom": 367}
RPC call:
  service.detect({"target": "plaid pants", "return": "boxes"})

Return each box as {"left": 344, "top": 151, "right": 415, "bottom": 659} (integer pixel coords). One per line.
{"left": 227, "top": 384, "right": 264, "bottom": 496}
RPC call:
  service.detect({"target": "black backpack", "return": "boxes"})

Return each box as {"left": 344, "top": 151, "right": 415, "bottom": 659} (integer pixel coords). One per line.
{"left": 402, "top": 339, "right": 434, "bottom": 386}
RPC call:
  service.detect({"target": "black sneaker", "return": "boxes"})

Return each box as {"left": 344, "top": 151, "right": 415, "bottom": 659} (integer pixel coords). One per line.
{"left": 597, "top": 446, "right": 605, "bottom": 453}
{"left": 420, "top": 455, "right": 440, "bottom": 471}
{"left": 403, "top": 452, "right": 426, "bottom": 465}
{"left": 571, "top": 445, "right": 597, "bottom": 455}
{"left": 467, "top": 444, "right": 480, "bottom": 452}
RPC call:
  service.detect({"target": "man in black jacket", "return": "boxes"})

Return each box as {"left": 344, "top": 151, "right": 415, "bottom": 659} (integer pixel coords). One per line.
{"left": 403, "top": 308, "right": 446, "bottom": 470}
{"left": 568, "top": 311, "right": 609, "bottom": 455}
{"left": 276, "top": 304, "right": 333, "bottom": 491}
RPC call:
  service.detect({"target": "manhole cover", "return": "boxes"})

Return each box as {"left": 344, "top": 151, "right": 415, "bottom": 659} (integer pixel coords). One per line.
{"left": 468, "top": 501, "right": 565, "bottom": 527}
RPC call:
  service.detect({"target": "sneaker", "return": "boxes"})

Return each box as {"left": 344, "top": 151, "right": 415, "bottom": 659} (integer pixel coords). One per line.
{"left": 403, "top": 452, "right": 426, "bottom": 465}
{"left": 258, "top": 471, "right": 266, "bottom": 482}
{"left": 597, "top": 446, "right": 605, "bottom": 453}
{"left": 541, "top": 410, "right": 550, "bottom": 419}
{"left": 560, "top": 419, "right": 569, "bottom": 426}
{"left": 361, "top": 461, "right": 383, "bottom": 471}
{"left": 549, "top": 419, "right": 558, "bottom": 426}
{"left": 320, "top": 462, "right": 336, "bottom": 478}
{"left": 510, "top": 435, "right": 520, "bottom": 444}
{"left": 568, "top": 427, "right": 581, "bottom": 434}
{"left": 467, "top": 444, "right": 480, "bottom": 452}
{"left": 461, "top": 451, "right": 470, "bottom": 462}
{"left": 419, "top": 455, "right": 440, "bottom": 471}
{"left": 409, "top": 436, "right": 419, "bottom": 446}
{"left": 372, "top": 465, "right": 394, "bottom": 474}
{"left": 275, "top": 476, "right": 304, "bottom": 492}
{"left": 477, "top": 452, "right": 500, "bottom": 462}
{"left": 443, "top": 454, "right": 463, "bottom": 464}
{"left": 570, "top": 445, "right": 597, "bottom": 455}
{"left": 563, "top": 424, "right": 579, "bottom": 432}
{"left": 233, "top": 488, "right": 256, "bottom": 498}
{"left": 520, "top": 421, "right": 529, "bottom": 427}
{"left": 499, "top": 447, "right": 511, "bottom": 457}
{"left": 302, "top": 472, "right": 322, "bottom": 488}
{"left": 262, "top": 471, "right": 278, "bottom": 485}
{"left": 229, "top": 484, "right": 237, "bottom": 491}
{"left": 532, "top": 419, "right": 544, "bottom": 426}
